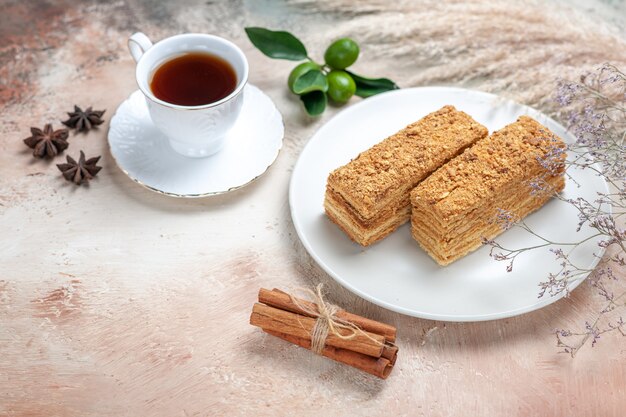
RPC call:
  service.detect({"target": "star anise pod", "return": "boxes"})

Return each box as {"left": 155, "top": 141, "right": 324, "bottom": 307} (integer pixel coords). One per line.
{"left": 23, "top": 124, "right": 69, "bottom": 158}
{"left": 62, "top": 105, "right": 106, "bottom": 132}
{"left": 56, "top": 151, "right": 102, "bottom": 185}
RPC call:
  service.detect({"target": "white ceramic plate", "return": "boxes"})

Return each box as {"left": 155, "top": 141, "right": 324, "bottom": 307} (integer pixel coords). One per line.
{"left": 290, "top": 87, "right": 608, "bottom": 322}
{"left": 108, "top": 84, "right": 283, "bottom": 197}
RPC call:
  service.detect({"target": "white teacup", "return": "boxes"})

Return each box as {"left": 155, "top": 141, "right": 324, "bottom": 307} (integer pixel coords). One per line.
{"left": 128, "top": 32, "right": 248, "bottom": 157}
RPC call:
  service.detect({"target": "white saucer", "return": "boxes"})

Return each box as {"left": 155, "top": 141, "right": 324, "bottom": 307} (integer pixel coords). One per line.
{"left": 108, "top": 84, "right": 284, "bottom": 197}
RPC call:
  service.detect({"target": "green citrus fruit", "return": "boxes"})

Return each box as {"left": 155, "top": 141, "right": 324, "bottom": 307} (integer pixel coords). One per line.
{"left": 324, "top": 38, "right": 360, "bottom": 70}
{"left": 327, "top": 70, "right": 356, "bottom": 103}
{"left": 288, "top": 61, "right": 321, "bottom": 93}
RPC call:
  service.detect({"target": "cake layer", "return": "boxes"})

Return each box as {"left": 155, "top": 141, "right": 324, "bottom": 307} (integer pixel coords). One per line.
{"left": 325, "top": 198, "right": 411, "bottom": 246}
{"left": 328, "top": 105, "right": 488, "bottom": 220}
{"left": 411, "top": 116, "right": 565, "bottom": 221}
{"left": 411, "top": 176, "right": 565, "bottom": 265}
{"left": 412, "top": 181, "right": 566, "bottom": 264}
{"left": 325, "top": 105, "right": 488, "bottom": 246}
{"left": 325, "top": 187, "right": 409, "bottom": 229}
{"left": 410, "top": 116, "right": 566, "bottom": 265}
{"left": 413, "top": 167, "right": 565, "bottom": 235}
{"left": 325, "top": 188, "right": 411, "bottom": 246}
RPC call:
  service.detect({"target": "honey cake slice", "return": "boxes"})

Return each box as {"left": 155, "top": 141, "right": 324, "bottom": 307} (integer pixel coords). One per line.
{"left": 410, "top": 116, "right": 566, "bottom": 266}
{"left": 325, "top": 105, "right": 488, "bottom": 246}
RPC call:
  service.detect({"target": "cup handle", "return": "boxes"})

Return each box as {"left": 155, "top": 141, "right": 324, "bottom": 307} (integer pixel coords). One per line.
{"left": 128, "top": 32, "right": 153, "bottom": 62}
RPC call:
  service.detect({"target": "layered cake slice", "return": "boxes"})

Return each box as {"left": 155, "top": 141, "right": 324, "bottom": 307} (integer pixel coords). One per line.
{"left": 325, "top": 105, "right": 488, "bottom": 246}
{"left": 410, "top": 116, "right": 566, "bottom": 266}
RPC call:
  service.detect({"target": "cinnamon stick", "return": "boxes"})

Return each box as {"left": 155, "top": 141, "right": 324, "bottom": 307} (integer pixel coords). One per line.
{"left": 260, "top": 288, "right": 397, "bottom": 342}
{"left": 264, "top": 329, "right": 394, "bottom": 379}
{"left": 250, "top": 303, "right": 385, "bottom": 358}
{"left": 381, "top": 343, "right": 398, "bottom": 364}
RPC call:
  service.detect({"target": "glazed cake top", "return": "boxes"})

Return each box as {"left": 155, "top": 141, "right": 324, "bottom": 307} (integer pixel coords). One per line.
{"left": 327, "top": 105, "right": 488, "bottom": 219}
{"left": 410, "top": 116, "right": 565, "bottom": 219}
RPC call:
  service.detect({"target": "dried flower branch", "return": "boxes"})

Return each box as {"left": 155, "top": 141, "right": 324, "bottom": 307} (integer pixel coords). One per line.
{"left": 485, "top": 63, "right": 626, "bottom": 356}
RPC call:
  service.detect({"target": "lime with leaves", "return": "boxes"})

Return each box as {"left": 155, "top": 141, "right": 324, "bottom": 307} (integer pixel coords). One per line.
{"left": 288, "top": 61, "right": 321, "bottom": 93}
{"left": 324, "top": 38, "right": 360, "bottom": 70}
{"left": 245, "top": 27, "right": 398, "bottom": 115}
{"left": 327, "top": 70, "right": 356, "bottom": 103}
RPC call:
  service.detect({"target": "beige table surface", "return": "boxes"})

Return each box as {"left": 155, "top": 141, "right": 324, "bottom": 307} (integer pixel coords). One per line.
{"left": 1, "top": 1, "right": 625, "bottom": 416}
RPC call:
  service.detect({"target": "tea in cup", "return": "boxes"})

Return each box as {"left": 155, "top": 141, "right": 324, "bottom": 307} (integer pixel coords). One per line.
{"left": 128, "top": 32, "right": 249, "bottom": 157}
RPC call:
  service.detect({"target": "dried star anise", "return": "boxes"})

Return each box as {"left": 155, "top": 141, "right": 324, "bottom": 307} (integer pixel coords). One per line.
{"left": 56, "top": 151, "right": 102, "bottom": 185}
{"left": 62, "top": 105, "right": 106, "bottom": 132}
{"left": 23, "top": 124, "right": 69, "bottom": 158}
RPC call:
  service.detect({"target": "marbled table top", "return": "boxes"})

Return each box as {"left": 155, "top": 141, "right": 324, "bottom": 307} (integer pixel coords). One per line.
{"left": 1, "top": 1, "right": 625, "bottom": 416}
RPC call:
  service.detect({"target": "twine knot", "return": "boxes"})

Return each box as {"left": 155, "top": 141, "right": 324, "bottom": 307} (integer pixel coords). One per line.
{"left": 290, "top": 284, "right": 380, "bottom": 354}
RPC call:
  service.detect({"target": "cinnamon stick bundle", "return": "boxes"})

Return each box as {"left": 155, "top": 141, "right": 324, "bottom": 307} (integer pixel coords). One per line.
{"left": 249, "top": 287, "right": 398, "bottom": 379}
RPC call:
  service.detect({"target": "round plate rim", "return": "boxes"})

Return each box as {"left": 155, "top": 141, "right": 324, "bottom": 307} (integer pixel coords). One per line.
{"left": 289, "top": 86, "right": 608, "bottom": 322}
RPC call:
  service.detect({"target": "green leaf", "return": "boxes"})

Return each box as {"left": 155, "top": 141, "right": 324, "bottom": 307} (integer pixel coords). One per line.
{"left": 292, "top": 69, "right": 328, "bottom": 94}
{"left": 345, "top": 71, "right": 399, "bottom": 98}
{"left": 300, "top": 91, "right": 327, "bottom": 116}
{"left": 245, "top": 27, "right": 308, "bottom": 61}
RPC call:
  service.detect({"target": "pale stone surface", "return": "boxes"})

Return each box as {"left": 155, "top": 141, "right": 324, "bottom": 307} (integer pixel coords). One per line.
{"left": 0, "top": 1, "right": 625, "bottom": 416}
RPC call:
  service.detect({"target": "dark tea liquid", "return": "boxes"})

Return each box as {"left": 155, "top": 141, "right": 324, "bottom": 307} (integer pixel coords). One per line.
{"left": 150, "top": 52, "right": 237, "bottom": 106}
